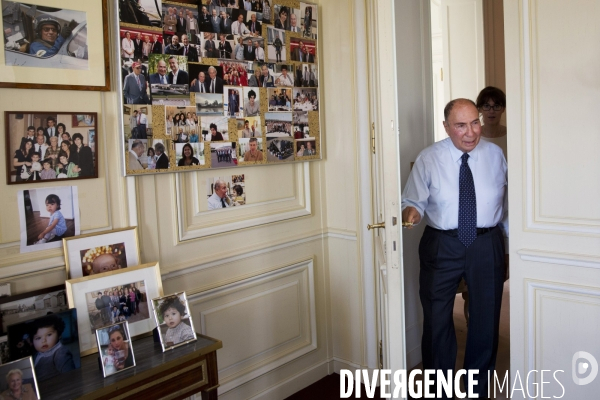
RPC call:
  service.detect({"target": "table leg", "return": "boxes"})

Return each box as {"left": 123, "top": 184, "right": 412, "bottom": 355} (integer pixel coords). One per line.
{"left": 201, "top": 387, "right": 218, "bottom": 400}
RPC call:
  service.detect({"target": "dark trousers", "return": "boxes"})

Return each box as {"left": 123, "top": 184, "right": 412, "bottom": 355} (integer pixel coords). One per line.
{"left": 419, "top": 225, "right": 505, "bottom": 398}
{"left": 138, "top": 124, "right": 147, "bottom": 139}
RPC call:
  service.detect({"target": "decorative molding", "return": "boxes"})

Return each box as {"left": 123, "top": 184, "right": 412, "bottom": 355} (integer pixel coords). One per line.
{"left": 175, "top": 163, "right": 312, "bottom": 241}
{"left": 518, "top": 249, "right": 600, "bottom": 270}
{"left": 189, "top": 260, "right": 317, "bottom": 395}
{"left": 523, "top": 0, "right": 600, "bottom": 235}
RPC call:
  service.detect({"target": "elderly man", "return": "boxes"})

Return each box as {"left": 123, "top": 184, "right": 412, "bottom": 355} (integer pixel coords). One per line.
{"left": 259, "top": 64, "right": 275, "bottom": 87}
{"left": 34, "top": 134, "right": 48, "bottom": 159}
{"left": 248, "top": 13, "right": 262, "bottom": 36}
{"left": 401, "top": 98, "right": 507, "bottom": 398}
{"left": 168, "top": 56, "right": 189, "bottom": 85}
{"left": 29, "top": 14, "right": 74, "bottom": 57}
{"left": 290, "top": 12, "right": 300, "bottom": 32}
{"left": 181, "top": 34, "right": 198, "bottom": 62}
{"left": 244, "top": 138, "right": 263, "bottom": 161}
{"left": 218, "top": 34, "right": 232, "bottom": 59}
{"left": 243, "top": 38, "right": 255, "bottom": 61}
{"left": 210, "top": 9, "right": 221, "bottom": 33}
{"left": 129, "top": 140, "right": 145, "bottom": 170}
{"left": 165, "top": 34, "right": 182, "bottom": 55}
{"left": 253, "top": 40, "right": 265, "bottom": 62}
{"left": 123, "top": 62, "right": 149, "bottom": 104}
{"left": 208, "top": 179, "right": 231, "bottom": 210}
{"left": 231, "top": 13, "right": 250, "bottom": 36}
{"left": 176, "top": 10, "right": 187, "bottom": 35}
{"left": 149, "top": 59, "right": 168, "bottom": 84}
{"left": 151, "top": 35, "right": 163, "bottom": 54}
{"left": 187, "top": 10, "right": 198, "bottom": 43}
{"left": 204, "top": 33, "right": 218, "bottom": 58}
{"left": 190, "top": 71, "right": 208, "bottom": 93}
{"left": 133, "top": 32, "right": 144, "bottom": 60}
{"left": 207, "top": 66, "right": 224, "bottom": 93}
{"left": 220, "top": 11, "right": 232, "bottom": 34}
{"left": 154, "top": 142, "right": 169, "bottom": 169}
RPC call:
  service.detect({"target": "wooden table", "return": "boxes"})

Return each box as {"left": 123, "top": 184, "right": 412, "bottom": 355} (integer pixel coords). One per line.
{"left": 39, "top": 334, "right": 222, "bottom": 400}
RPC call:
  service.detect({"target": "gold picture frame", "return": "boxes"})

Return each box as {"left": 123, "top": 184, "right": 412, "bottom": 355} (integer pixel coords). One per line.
{"left": 66, "top": 262, "right": 164, "bottom": 356}
{"left": 0, "top": 0, "right": 111, "bottom": 91}
{"left": 63, "top": 227, "right": 140, "bottom": 279}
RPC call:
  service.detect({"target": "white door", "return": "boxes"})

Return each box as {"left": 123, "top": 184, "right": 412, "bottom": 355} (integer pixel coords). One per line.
{"left": 367, "top": 0, "right": 436, "bottom": 374}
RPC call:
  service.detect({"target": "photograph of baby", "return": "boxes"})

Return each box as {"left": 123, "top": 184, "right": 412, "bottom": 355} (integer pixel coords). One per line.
{"left": 152, "top": 292, "right": 197, "bottom": 351}
{"left": 85, "top": 282, "right": 148, "bottom": 333}
{"left": 96, "top": 322, "right": 135, "bottom": 377}
{"left": 79, "top": 243, "right": 127, "bottom": 277}
{"left": 17, "top": 186, "right": 80, "bottom": 253}
{"left": 7, "top": 309, "right": 81, "bottom": 382}
{"left": 176, "top": 143, "right": 205, "bottom": 167}
{"left": 0, "top": 356, "right": 39, "bottom": 400}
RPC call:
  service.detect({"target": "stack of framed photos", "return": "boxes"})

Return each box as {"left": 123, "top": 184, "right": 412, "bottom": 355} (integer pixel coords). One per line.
{"left": 119, "top": 0, "right": 321, "bottom": 176}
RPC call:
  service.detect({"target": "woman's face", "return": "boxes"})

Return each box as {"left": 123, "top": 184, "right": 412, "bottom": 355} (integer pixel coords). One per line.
{"left": 110, "top": 331, "right": 125, "bottom": 350}
{"left": 25, "top": 141, "right": 32, "bottom": 151}
{"left": 8, "top": 373, "right": 22, "bottom": 392}
{"left": 480, "top": 99, "right": 505, "bottom": 127}
{"left": 74, "top": 137, "right": 82, "bottom": 146}
{"left": 126, "top": 32, "right": 130, "bottom": 39}
{"left": 50, "top": 137, "right": 58, "bottom": 147}
{"left": 61, "top": 142, "right": 70, "bottom": 152}
{"left": 183, "top": 146, "right": 192, "bottom": 157}
{"left": 58, "top": 125, "right": 64, "bottom": 134}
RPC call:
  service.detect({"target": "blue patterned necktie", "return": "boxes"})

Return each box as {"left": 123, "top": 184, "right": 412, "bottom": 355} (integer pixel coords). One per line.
{"left": 458, "top": 153, "right": 477, "bottom": 247}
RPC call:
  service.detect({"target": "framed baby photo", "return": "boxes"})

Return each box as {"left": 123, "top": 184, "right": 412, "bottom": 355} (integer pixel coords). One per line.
{"left": 0, "top": 356, "right": 39, "bottom": 400}
{"left": 63, "top": 227, "right": 141, "bottom": 279}
{"left": 151, "top": 292, "right": 197, "bottom": 352}
{"left": 4, "top": 112, "right": 99, "bottom": 185}
{"left": 66, "top": 262, "right": 163, "bottom": 355}
{"left": 96, "top": 321, "right": 136, "bottom": 377}
{"left": 6, "top": 309, "right": 81, "bottom": 383}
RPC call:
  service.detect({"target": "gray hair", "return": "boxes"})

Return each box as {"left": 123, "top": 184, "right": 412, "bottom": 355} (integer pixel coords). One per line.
{"left": 214, "top": 179, "right": 226, "bottom": 190}
{"left": 131, "top": 140, "right": 144, "bottom": 149}
{"left": 154, "top": 142, "right": 165, "bottom": 153}
{"left": 208, "top": 66, "right": 216, "bottom": 73}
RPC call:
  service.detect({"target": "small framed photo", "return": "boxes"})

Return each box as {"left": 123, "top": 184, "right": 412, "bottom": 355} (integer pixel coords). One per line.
{"left": 66, "top": 262, "right": 163, "bottom": 355}
{"left": 7, "top": 309, "right": 81, "bottom": 382}
{"left": 63, "top": 227, "right": 141, "bottom": 279}
{"left": 152, "top": 292, "right": 197, "bottom": 351}
{"left": 5, "top": 112, "right": 99, "bottom": 185}
{"left": 96, "top": 321, "right": 135, "bottom": 377}
{"left": 0, "top": 356, "right": 39, "bottom": 400}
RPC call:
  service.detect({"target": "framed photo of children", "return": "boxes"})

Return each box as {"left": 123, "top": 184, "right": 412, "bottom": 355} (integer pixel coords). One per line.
{"left": 63, "top": 227, "right": 141, "bottom": 279}
{"left": 118, "top": 0, "right": 321, "bottom": 177}
{"left": 66, "top": 262, "right": 163, "bottom": 355}
{"left": 4, "top": 112, "right": 99, "bottom": 185}
{"left": 6, "top": 309, "right": 81, "bottom": 383}
{"left": 151, "top": 292, "right": 197, "bottom": 352}
{"left": 17, "top": 186, "right": 80, "bottom": 253}
{"left": 0, "top": 356, "right": 40, "bottom": 400}
{"left": 96, "top": 321, "right": 136, "bottom": 377}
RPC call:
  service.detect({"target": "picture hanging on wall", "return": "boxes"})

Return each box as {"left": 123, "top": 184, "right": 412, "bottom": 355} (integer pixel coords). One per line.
{"left": 118, "top": 0, "right": 321, "bottom": 176}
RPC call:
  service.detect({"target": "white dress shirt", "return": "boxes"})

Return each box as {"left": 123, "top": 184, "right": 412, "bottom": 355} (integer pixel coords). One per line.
{"left": 207, "top": 193, "right": 230, "bottom": 210}
{"left": 231, "top": 21, "right": 250, "bottom": 35}
{"left": 401, "top": 137, "right": 508, "bottom": 233}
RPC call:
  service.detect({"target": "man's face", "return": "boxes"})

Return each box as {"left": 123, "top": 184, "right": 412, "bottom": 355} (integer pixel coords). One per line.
{"left": 247, "top": 39, "right": 252, "bottom": 46}
{"left": 179, "top": 11, "right": 183, "bottom": 18}
{"left": 209, "top": 68, "right": 216, "bottom": 78}
{"left": 134, "top": 145, "right": 144, "bottom": 157}
{"left": 245, "top": 121, "right": 249, "bottom": 128}
{"left": 153, "top": 35, "right": 159, "bottom": 42}
{"left": 199, "top": 72, "right": 205, "bottom": 82}
{"left": 307, "top": 142, "right": 312, "bottom": 150}
{"left": 281, "top": 68, "right": 287, "bottom": 76}
{"left": 169, "top": 58, "right": 179, "bottom": 72}
{"left": 251, "top": 14, "right": 257, "bottom": 22}
{"left": 182, "top": 35, "right": 189, "bottom": 46}
{"left": 40, "top": 23, "right": 58, "bottom": 43}
{"left": 133, "top": 65, "right": 142, "bottom": 75}
{"left": 157, "top": 60, "right": 167, "bottom": 76}
{"left": 144, "top": 36, "right": 150, "bottom": 43}
{"left": 47, "top": 119, "right": 55, "bottom": 128}
{"left": 212, "top": 9, "right": 217, "bottom": 17}
{"left": 291, "top": 13, "right": 297, "bottom": 27}
{"left": 215, "top": 183, "right": 228, "bottom": 198}
{"left": 202, "top": 6, "right": 207, "bottom": 14}
{"left": 249, "top": 141, "right": 257, "bottom": 152}
{"left": 137, "top": 33, "right": 142, "bottom": 40}
{"left": 36, "top": 135, "right": 45, "bottom": 145}
{"left": 27, "top": 128, "right": 35, "bottom": 137}
{"left": 443, "top": 101, "right": 481, "bottom": 153}
{"left": 262, "top": 65, "right": 268, "bottom": 76}
{"left": 171, "top": 35, "right": 179, "bottom": 46}
{"left": 249, "top": 95, "right": 255, "bottom": 104}
{"left": 238, "top": 15, "right": 244, "bottom": 23}
{"left": 254, "top": 41, "right": 260, "bottom": 49}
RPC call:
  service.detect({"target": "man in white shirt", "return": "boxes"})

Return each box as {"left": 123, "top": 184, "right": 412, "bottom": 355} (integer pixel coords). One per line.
{"left": 207, "top": 179, "right": 231, "bottom": 210}
{"left": 401, "top": 98, "right": 507, "bottom": 399}
{"left": 190, "top": 71, "right": 208, "bottom": 93}
{"left": 253, "top": 40, "right": 265, "bottom": 62}
{"left": 231, "top": 14, "right": 250, "bottom": 36}
{"left": 21, "top": 126, "right": 36, "bottom": 147}
{"left": 137, "top": 111, "right": 148, "bottom": 139}
{"left": 276, "top": 65, "right": 293, "bottom": 86}
{"left": 290, "top": 13, "right": 300, "bottom": 32}
{"left": 45, "top": 117, "right": 57, "bottom": 141}
{"left": 187, "top": 10, "right": 198, "bottom": 44}
{"left": 34, "top": 134, "right": 48, "bottom": 160}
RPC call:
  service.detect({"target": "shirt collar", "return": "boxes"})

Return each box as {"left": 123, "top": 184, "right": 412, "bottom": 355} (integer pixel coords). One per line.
{"left": 446, "top": 137, "right": 480, "bottom": 163}
{"left": 34, "top": 341, "right": 63, "bottom": 365}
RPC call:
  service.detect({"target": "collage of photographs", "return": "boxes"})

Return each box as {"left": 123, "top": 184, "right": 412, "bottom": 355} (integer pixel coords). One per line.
{"left": 121, "top": 0, "right": 321, "bottom": 176}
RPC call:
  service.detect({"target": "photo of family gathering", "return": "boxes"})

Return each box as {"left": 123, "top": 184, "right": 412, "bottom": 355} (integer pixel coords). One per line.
{"left": 118, "top": 0, "right": 321, "bottom": 176}
{"left": 6, "top": 112, "right": 98, "bottom": 184}
{"left": 85, "top": 282, "right": 148, "bottom": 333}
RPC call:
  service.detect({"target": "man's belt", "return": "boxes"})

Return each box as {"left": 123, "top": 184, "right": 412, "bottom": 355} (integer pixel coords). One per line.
{"left": 429, "top": 225, "right": 497, "bottom": 237}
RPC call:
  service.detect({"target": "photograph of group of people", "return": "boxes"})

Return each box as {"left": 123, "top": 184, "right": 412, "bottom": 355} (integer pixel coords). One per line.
{"left": 206, "top": 175, "right": 246, "bottom": 210}
{"left": 6, "top": 113, "right": 97, "bottom": 184}
{"left": 120, "top": 0, "right": 320, "bottom": 175}
{"left": 85, "top": 282, "right": 148, "bottom": 332}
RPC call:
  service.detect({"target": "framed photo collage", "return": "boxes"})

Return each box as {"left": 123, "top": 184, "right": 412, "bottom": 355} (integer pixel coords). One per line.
{"left": 119, "top": 0, "right": 321, "bottom": 176}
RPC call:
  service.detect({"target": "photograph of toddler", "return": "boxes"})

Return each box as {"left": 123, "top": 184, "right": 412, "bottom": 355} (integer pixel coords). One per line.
{"left": 6, "top": 310, "right": 81, "bottom": 382}
{"left": 152, "top": 292, "right": 196, "bottom": 351}
{"left": 17, "top": 186, "right": 80, "bottom": 253}
{"left": 96, "top": 322, "right": 135, "bottom": 377}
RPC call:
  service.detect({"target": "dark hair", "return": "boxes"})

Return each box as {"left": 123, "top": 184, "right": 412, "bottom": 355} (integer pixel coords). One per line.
{"left": 58, "top": 150, "right": 70, "bottom": 162}
{"left": 279, "top": 6, "right": 288, "bottom": 16}
{"left": 233, "top": 184, "right": 243, "bottom": 196}
{"left": 248, "top": 89, "right": 256, "bottom": 99}
{"left": 476, "top": 86, "right": 506, "bottom": 109}
{"left": 27, "top": 126, "right": 36, "bottom": 132}
{"left": 45, "top": 194, "right": 61, "bottom": 210}
{"left": 108, "top": 325, "right": 127, "bottom": 341}
{"left": 28, "top": 314, "right": 65, "bottom": 339}
{"left": 60, "top": 140, "right": 71, "bottom": 150}
{"left": 42, "top": 158, "right": 52, "bottom": 166}
{"left": 46, "top": 116, "right": 56, "bottom": 122}
{"left": 443, "top": 98, "right": 477, "bottom": 121}
{"left": 158, "top": 295, "right": 186, "bottom": 318}
{"left": 57, "top": 123, "right": 66, "bottom": 133}
{"left": 37, "top": 127, "right": 45, "bottom": 134}
{"left": 181, "top": 143, "right": 194, "bottom": 159}
{"left": 147, "top": 147, "right": 155, "bottom": 156}
{"left": 62, "top": 132, "right": 71, "bottom": 139}
{"left": 249, "top": 137, "right": 258, "bottom": 144}
{"left": 72, "top": 133, "right": 84, "bottom": 143}
{"left": 20, "top": 139, "right": 33, "bottom": 153}
{"left": 209, "top": 123, "right": 217, "bottom": 130}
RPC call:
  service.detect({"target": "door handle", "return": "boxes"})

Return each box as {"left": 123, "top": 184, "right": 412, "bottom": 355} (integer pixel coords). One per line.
{"left": 367, "top": 222, "right": 385, "bottom": 230}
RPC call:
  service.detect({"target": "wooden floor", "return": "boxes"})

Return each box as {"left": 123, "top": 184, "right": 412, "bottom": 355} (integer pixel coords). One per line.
{"left": 285, "top": 281, "right": 510, "bottom": 399}
{"left": 25, "top": 211, "right": 75, "bottom": 245}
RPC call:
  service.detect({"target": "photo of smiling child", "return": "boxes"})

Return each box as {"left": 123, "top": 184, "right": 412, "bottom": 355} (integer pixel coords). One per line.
{"left": 152, "top": 292, "right": 196, "bottom": 351}
{"left": 6, "top": 309, "right": 81, "bottom": 382}
{"left": 17, "top": 186, "right": 80, "bottom": 253}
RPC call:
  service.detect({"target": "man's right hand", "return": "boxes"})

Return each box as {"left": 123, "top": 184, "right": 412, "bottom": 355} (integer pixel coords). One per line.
{"left": 402, "top": 206, "right": 421, "bottom": 229}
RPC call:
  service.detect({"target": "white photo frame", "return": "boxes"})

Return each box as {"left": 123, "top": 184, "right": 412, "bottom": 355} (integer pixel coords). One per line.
{"left": 66, "top": 262, "right": 163, "bottom": 356}
{"left": 63, "top": 227, "right": 140, "bottom": 279}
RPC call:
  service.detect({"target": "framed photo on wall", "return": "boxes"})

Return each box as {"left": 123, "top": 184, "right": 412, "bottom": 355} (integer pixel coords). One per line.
{"left": 0, "top": 0, "right": 110, "bottom": 91}
{"left": 63, "top": 227, "right": 140, "bottom": 279}
{"left": 5, "top": 112, "right": 99, "bottom": 185}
